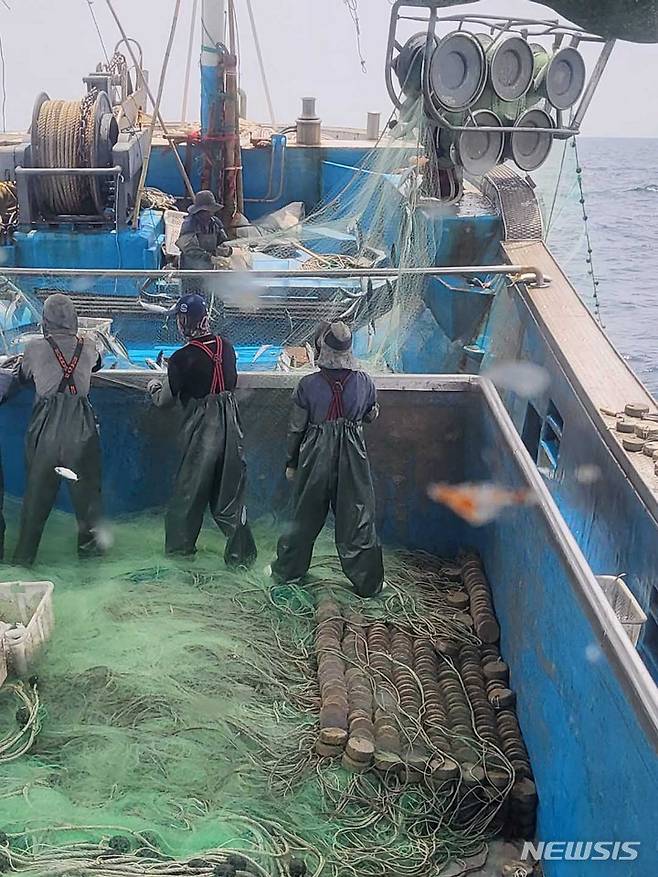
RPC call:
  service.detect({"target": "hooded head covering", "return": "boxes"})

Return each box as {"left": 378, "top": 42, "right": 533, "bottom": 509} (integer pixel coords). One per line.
{"left": 317, "top": 321, "right": 358, "bottom": 370}
{"left": 42, "top": 294, "right": 78, "bottom": 338}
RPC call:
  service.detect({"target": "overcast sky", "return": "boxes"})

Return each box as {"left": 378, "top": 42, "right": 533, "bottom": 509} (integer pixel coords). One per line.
{"left": 1, "top": 0, "right": 657, "bottom": 137}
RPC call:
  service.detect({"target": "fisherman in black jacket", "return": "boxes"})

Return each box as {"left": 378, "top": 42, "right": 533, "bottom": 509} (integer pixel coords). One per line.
{"left": 148, "top": 293, "right": 256, "bottom": 566}
{"left": 272, "top": 321, "right": 384, "bottom": 596}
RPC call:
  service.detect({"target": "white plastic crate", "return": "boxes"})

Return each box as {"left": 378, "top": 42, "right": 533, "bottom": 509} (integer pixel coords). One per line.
{"left": 0, "top": 581, "right": 55, "bottom": 677}
{"left": 596, "top": 575, "right": 647, "bottom": 647}
{"left": 78, "top": 316, "right": 113, "bottom": 337}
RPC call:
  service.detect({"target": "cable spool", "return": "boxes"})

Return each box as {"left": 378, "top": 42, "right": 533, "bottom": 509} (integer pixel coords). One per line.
{"left": 510, "top": 108, "right": 554, "bottom": 171}
{"left": 455, "top": 110, "right": 504, "bottom": 176}
{"left": 532, "top": 45, "right": 586, "bottom": 110}
{"left": 30, "top": 91, "right": 119, "bottom": 217}
{"left": 428, "top": 31, "right": 487, "bottom": 112}
{"left": 487, "top": 34, "right": 534, "bottom": 101}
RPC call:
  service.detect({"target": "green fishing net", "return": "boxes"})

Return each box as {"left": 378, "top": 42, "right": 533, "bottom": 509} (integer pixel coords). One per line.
{"left": 0, "top": 501, "right": 510, "bottom": 876}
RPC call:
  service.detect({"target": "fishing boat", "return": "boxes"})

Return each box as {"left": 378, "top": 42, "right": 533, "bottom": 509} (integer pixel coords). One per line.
{"left": 0, "top": 2, "right": 656, "bottom": 875}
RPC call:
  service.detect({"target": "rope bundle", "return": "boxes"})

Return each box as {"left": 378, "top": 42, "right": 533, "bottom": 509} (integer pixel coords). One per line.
{"left": 33, "top": 96, "right": 97, "bottom": 215}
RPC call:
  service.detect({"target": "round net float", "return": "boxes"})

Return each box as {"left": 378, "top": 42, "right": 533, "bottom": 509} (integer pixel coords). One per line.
{"left": 622, "top": 435, "right": 645, "bottom": 452}
{"left": 446, "top": 590, "right": 470, "bottom": 610}
{"left": 319, "top": 726, "right": 348, "bottom": 747}
{"left": 544, "top": 46, "right": 586, "bottom": 110}
{"left": 455, "top": 110, "right": 504, "bottom": 176}
{"left": 483, "top": 659, "right": 509, "bottom": 682}
{"left": 345, "top": 735, "right": 375, "bottom": 764}
{"left": 429, "top": 757, "right": 460, "bottom": 782}
{"left": 510, "top": 108, "right": 554, "bottom": 171}
{"left": 428, "top": 31, "right": 487, "bottom": 111}
{"left": 643, "top": 440, "right": 658, "bottom": 457}
{"left": 616, "top": 417, "right": 636, "bottom": 434}
{"left": 636, "top": 424, "right": 658, "bottom": 440}
{"left": 488, "top": 34, "right": 534, "bottom": 100}
{"left": 315, "top": 739, "right": 345, "bottom": 758}
{"left": 341, "top": 751, "right": 370, "bottom": 773}
{"left": 625, "top": 401, "right": 650, "bottom": 417}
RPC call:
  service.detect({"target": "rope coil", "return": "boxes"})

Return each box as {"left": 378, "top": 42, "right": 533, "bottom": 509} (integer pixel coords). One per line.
{"left": 32, "top": 92, "right": 101, "bottom": 216}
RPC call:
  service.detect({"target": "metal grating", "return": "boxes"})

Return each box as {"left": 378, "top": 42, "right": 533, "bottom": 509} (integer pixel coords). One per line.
{"left": 480, "top": 165, "right": 544, "bottom": 242}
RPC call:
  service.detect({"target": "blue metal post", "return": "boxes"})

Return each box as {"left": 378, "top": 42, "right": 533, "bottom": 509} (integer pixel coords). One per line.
{"left": 200, "top": 0, "right": 226, "bottom": 136}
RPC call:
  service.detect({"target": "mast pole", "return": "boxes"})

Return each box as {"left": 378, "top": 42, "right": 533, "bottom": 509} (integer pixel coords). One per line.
{"left": 200, "top": 0, "right": 226, "bottom": 136}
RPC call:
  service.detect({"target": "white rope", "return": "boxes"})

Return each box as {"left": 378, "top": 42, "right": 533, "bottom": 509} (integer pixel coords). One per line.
{"left": 245, "top": 0, "right": 276, "bottom": 129}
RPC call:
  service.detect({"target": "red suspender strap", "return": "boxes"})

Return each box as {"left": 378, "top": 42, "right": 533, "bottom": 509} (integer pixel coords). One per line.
{"left": 322, "top": 370, "right": 354, "bottom": 421}
{"left": 189, "top": 336, "right": 225, "bottom": 393}
{"left": 46, "top": 336, "right": 84, "bottom": 395}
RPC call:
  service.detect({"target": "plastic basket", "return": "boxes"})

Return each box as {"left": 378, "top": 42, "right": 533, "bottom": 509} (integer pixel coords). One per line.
{"left": 78, "top": 317, "right": 113, "bottom": 337}
{"left": 596, "top": 575, "right": 647, "bottom": 647}
{"left": 0, "top": 582, "right": 55, "bottom": 677}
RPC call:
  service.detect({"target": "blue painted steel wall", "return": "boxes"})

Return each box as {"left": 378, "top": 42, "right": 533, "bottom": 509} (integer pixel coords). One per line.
{"left": 482, "top": 282, "right": 658, "bottom": 681}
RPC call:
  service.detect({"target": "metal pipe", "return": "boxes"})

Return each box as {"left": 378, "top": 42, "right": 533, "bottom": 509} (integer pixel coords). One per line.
{"left": 572, "top": 39, "right": 616, "bottom": 130}
{"left": 0, "top": 264, "right": 547, "bottom": 285}
{"left": 15, "top": 166, "right": 122, "bottom": 177}
{"left": 104, "top": 0, "right": 195, "bottom": 199}
{"left": 243, "top": 134, "right": 286, "bottom": 203}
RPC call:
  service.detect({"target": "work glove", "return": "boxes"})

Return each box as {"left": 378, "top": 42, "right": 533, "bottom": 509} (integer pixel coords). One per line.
{"left": 285, "top": 467, "right": 296, "bottom": 483}
{"left": 147, "top": 379, "right": 162, "bottom": 396}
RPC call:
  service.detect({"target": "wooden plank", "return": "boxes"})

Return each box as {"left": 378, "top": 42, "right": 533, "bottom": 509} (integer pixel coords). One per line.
{"left": 503, "top": 240, "right": 658, "bottom": 505}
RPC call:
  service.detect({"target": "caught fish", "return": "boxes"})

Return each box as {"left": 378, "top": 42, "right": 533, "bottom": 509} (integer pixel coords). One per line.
{"left": 427, "top": 482, "right": 535, "bottom": 525}
{"left": 55, "top": 467, "right": 79, "bottom": 482}
{"left": 252, "top": 344, "right": 272, "bottom": 364}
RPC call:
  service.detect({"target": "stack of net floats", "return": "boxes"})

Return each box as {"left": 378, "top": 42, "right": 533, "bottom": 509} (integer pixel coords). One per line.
{"left": 313, "top": 553, "right": 537, "bottom": 841}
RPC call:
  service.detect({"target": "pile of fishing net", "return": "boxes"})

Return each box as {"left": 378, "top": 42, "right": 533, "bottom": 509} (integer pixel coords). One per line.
{"left": 0, "top": 502, "right": 522, "bottom": 876}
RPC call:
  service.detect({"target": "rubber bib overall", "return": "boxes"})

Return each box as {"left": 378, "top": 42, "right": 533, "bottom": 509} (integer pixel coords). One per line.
{"left": 273, "top": 372, "right": 384, "bottom": 596}
{"left": 14, "top": 337, "right": 102, "bottom": 565}
{"left": 165, "top": 335, "right": 257, "bottom": 566}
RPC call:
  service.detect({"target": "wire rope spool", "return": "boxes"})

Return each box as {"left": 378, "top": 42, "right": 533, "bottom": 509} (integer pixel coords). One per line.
{"left": 392, "top": 32, "right": 436, "bottom": 99}
{"left": 510, "top": 107, "right": 554, "bottom": 171}
{"left": 531, "top": 45, "right": 586, "bottom": 110}
{"left": 30, "top": 90, "right": 119, "bottom": 218}
{"left": 427, "top": 32, "right": 487, "bottom": 112}
{"left": 487, "top": 34, "right": 534, "bottom": 101}
{"left": 455, "top": 110, "right": 504, "bottom": 176}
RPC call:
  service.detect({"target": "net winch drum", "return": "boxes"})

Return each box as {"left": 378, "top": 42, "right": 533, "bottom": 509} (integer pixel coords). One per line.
{"left": 393, "top": 32, "right": 436, "bottom": 99}
{"left": 30, "top": 90, "right": 119, "bottom": 216}
{"left": 455, "top": 110, "right": 504, "bottom": 176}
{"left": 532, "top": 45, "right": 586, "bottom": 110}
{"left": 486, "top": 34, "right": 534, "bottom": 101}
{"left": 510, "top": 107, "right": 554, "bottom": 171}
{"left": 428, "top": 31, "right": 487, "bottom": 112}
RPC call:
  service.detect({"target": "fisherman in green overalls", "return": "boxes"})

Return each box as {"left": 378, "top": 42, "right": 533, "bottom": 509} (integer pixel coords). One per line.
{"left": 13, "top": 294, "right": 103, "bottom": 565}
{"left": 176, "top": 191, "right": 233, "bottom": 294}
{"left": 272, "top": 322, "right": 384, "bottom": 596}
{"left": 148, "top": 293, "right": 257, "bottom": 566}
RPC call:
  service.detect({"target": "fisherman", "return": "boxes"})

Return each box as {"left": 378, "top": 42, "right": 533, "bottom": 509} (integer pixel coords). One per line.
{"left": 13, "top": 294, "right": 103, "bottom": 566}
{"left": 176, "top": 190, "right": 232, "bottom": 294}
{"left": 147, "top": 293, "right": 257, "bottom": 566}
{"left": 0, "top": 359, "right": 22, "bottom": 560}
{"left": 272, "top": 321, "right": 384, "bottom": 596}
